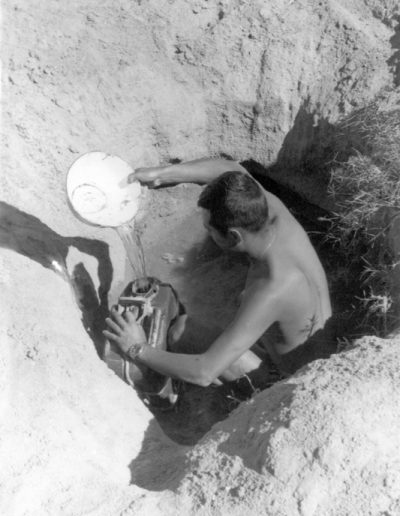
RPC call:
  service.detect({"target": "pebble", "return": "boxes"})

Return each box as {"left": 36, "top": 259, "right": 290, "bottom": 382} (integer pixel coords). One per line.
{"left": 161, "top": 253, "right": 185, "bottom": 264}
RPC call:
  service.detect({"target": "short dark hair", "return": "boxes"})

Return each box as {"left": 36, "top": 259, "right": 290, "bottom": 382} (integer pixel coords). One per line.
{"left": 198, "top": 171, "right": 269, "bottom": 235}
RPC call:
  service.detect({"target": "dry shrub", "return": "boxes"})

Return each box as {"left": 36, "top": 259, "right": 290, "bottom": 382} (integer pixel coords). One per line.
{"left": 326, "top": 90, "right": 400, "bottom": 333}
{"left": 328, "top": 154, "right": 400, "bottom": 240}
{"left": 363, "top": 0, "right": 400, "bottom": 26}
{"left": 328, "top": 90, "right": 400, "bottom": 238}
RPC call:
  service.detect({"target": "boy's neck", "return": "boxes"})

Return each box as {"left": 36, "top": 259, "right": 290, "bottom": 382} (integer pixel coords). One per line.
{"left": 245, "top": 224, "right": 277, "bottom": 262}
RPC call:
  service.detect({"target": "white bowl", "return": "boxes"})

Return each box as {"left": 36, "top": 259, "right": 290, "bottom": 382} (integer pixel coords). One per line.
{"left": 67, "top": 152, "right": 142, "bottom": 227}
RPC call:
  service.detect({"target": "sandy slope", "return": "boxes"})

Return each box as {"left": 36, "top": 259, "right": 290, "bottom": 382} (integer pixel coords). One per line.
{"left": 2, "top": 0, "right": 400, "bottom": 514}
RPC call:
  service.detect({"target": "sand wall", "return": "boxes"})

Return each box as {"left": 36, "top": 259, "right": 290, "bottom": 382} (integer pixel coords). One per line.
{"left": 2, "top": 1, "right": 400, "bottom": 514}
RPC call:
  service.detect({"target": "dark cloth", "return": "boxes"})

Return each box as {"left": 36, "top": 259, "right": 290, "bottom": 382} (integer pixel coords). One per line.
{"left": 229, "top": 316, "right": 340, "bottom": 398}
{"left": 272, "top": 316, "right": 340, "bottom": 376}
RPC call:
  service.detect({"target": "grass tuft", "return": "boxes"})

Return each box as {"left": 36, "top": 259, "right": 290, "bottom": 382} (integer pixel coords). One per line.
{"left": 324, "top": 89, "right": 400, "bottom": 334}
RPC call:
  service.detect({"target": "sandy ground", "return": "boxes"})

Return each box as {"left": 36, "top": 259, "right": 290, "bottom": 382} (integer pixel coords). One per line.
{"left": 2, "top": 0, "right": 400, "bottom": 514}
{"left": 3, "top": 180, "right": 400, "bottom": 516}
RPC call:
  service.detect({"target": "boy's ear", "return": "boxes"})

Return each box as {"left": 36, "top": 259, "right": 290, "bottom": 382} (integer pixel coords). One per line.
{"left": 227, "top": 228, "right": 242, "bottom": 247}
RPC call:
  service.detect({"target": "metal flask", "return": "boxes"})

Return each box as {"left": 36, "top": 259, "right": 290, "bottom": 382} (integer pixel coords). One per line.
{"left": 103, "top": 277, "right": 181, "bottom": 406}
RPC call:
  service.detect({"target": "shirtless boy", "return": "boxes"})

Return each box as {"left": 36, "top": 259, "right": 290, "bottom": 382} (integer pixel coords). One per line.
{"left": 104, "top": 158, "right": 334, "bottom": 386}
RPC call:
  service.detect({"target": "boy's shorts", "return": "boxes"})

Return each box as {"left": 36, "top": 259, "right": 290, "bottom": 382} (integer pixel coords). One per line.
{"left": 270, "top": 316, "right": 340, "bottom": 376}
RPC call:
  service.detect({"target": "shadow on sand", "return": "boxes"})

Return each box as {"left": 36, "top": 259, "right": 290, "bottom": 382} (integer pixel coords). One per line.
{"left": 0, "top": 201, "right": 112, "bottom": 356}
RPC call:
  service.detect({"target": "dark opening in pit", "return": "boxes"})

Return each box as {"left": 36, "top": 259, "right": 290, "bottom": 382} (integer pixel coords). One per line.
{"left": 132, "top": 277, "right": 153, "bottom": 295}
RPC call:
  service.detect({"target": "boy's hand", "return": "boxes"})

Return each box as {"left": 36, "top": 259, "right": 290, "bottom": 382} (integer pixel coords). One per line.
{"left": 128, "top": 166, "right": 168, "bottom": 187}
{"left": 103, "top": 308, "right": 147, "bottom": 355}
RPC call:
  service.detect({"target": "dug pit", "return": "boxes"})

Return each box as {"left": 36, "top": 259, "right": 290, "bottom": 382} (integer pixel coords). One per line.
{"left": 3, "top": 1, "right": 400, "bottom": 513}
{"left": 78, "top": 166, "right": 371, "bottom": 446}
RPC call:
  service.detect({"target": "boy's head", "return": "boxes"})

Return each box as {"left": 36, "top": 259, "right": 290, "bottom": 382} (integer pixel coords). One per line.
{"left": 198, "top": 171, "right": 269, "bottom": 248}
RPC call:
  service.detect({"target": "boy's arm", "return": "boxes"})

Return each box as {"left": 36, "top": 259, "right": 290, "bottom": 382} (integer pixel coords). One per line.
{"left": 104, "top": 281, "right": 277, "bottom": 386}
{"left": 129, "top": 158, "right": 249, "bottom": 187}
{"left": 197, "top": 281, "right": 279, "bottom": 384}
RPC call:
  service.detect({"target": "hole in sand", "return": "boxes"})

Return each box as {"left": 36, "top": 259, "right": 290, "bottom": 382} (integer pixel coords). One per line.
{"left": 87, "top": 161, "right": 386, "bottom": 446}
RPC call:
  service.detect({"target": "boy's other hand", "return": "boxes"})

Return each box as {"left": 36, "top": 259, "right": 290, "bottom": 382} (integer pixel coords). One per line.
{"left": 103, "top": 308, "right": 147, "bottom": 355}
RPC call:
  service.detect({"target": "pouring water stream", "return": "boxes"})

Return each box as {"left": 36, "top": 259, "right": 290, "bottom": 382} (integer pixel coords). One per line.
{"left": 67, "top": 152, "right": 148, "bottom": 282}
{"left": 115, "top": 220, "right": 147, "bottom": 280}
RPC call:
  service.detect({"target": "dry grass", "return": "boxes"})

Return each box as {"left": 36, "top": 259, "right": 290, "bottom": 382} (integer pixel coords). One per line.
{"left": 328, "top": 154, "right": 400, "bottom": 241}
{"left": 363, "top": 0, "right": 400, "bottom": 26}
{"left": 325, "top": 90, "right": 400, "bottom": 334}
